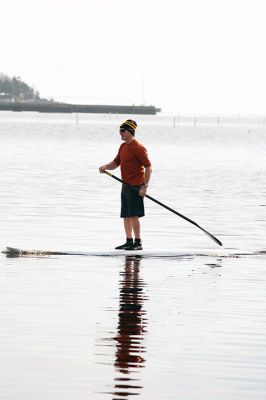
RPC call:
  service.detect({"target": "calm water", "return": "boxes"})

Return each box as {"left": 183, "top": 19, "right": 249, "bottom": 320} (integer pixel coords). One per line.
{"left": 0, "top": 112, "right": 266, "bottom": 399}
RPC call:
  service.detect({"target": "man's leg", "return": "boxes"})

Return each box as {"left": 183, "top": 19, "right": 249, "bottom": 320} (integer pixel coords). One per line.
{"left": 123, "top": 217, "right": 143, "bottom": 250}
{"left": 131, "top": 216, "right": 140, "bottom": 239}
{"left": 117, "top": 185, "right": 143, "bottom": 250}
{"left": 124, "top": 217, "right": 140, "bottom": 239}
{"left": 115, "top": 218, "right": 133, "bottom": 249}
{"left": 123, "top": 217, "right": 133, "bottom": 238}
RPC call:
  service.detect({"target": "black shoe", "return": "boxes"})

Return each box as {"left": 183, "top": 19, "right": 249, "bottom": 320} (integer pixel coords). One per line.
{"left": 115, "top": 239, "right": 133, "bottom": 250}
{"left": 125, "top": 241, "right": 143, "bottom": 251}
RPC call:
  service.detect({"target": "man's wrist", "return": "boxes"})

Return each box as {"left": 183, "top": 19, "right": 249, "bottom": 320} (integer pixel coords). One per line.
{"left": 142, "top": 183, "right": 149, "bottom": 188}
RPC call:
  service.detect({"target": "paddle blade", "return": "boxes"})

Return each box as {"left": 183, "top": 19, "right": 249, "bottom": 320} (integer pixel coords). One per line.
{"left": 205, "top": 230, "right": 223, "bottom": 246}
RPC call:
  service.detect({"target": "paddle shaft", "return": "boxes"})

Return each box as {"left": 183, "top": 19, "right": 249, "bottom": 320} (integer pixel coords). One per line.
{"left": 103, "top": 170, "right": 222, "bottom": 247}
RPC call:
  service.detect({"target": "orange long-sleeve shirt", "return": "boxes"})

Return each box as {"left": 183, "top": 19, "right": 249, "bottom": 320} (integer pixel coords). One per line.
{"left": 113, "top": 140, "right": 151, "bottom": 185}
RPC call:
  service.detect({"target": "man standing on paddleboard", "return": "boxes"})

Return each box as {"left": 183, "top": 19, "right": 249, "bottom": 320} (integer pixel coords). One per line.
{"left": 99, "top": 119, "right": 152, "bottom": 250}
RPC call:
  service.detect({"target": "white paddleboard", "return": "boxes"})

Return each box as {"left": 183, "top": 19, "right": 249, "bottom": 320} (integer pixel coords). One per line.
{"left": 2, "top": 246, "right": 262, "bottom": 258}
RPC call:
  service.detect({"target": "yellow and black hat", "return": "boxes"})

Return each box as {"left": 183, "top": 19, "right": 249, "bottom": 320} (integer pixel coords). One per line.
{"left": 120, "top": 119, "right": 137, "bottom": 136}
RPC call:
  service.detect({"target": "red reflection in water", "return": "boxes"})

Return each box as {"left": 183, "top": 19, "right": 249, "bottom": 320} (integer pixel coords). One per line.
{"left": 113, "top": 256, "right": 148, "bottom": 398}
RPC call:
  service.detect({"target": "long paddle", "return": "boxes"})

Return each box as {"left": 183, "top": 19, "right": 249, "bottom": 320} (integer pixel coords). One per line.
{"left": 103, "top": 170, "right": 222, "bottom": 247}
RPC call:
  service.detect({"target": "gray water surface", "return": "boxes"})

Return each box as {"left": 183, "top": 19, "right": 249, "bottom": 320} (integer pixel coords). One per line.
{"left": 0, "top": 112, "right": 266, "bottom": 399}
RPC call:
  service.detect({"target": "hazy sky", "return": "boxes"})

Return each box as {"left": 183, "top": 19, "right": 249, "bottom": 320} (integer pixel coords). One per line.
{"left": 1, "top": 0, "right": 266, "bottom": 114}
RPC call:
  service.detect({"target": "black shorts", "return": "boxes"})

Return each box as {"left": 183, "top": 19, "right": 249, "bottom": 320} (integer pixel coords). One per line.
{"left": 120, "top": 184, "right": 145, "bottom": 218}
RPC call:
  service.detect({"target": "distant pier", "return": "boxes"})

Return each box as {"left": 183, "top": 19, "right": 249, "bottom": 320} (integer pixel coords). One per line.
{"left": 0, "top": 101, "right": 161, "bottom": 115}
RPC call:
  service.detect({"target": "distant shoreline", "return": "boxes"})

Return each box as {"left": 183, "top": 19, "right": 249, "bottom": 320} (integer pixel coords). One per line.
{"left": 0, "top": 101, "right": 161, "bottom": 115}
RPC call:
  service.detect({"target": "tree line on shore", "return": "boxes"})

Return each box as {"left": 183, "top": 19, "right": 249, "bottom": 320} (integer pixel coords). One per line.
{"left": 0, "top": 73, "right": 40, "bottom": 101}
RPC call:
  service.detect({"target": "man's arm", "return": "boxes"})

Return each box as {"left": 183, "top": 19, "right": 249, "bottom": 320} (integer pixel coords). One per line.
{"left": 144, "top": 166, "right": 152, "bottom": 186}
{"left": 99, "top": 161, "right": 118, "bottom": 173}
{"left": 139, "top": 166, "right": 152, "bottom": 197}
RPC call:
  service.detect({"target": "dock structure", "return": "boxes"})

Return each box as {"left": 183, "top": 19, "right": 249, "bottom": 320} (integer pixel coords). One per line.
{"left": 0, "top": 101, "right": 161, "bottom": 115}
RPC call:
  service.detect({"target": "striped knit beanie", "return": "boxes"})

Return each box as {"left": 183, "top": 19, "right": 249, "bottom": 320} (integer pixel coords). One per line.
{"left": 120, "top": 119, "right": 137, "bottom": 136}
